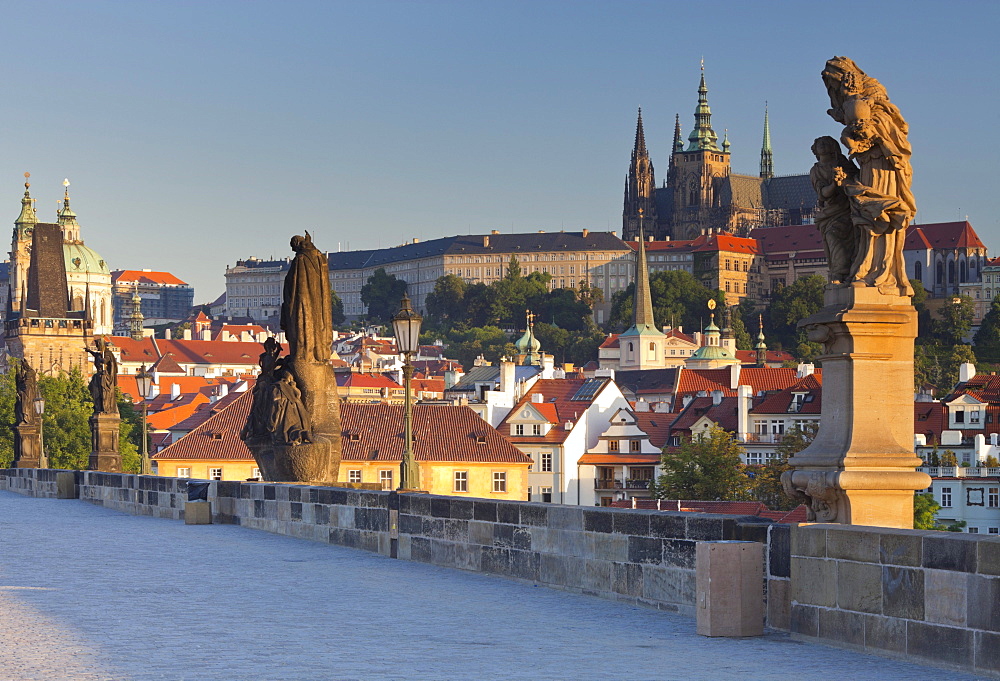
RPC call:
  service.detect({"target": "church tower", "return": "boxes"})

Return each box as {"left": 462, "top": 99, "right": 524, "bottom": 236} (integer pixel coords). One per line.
{"left": 10, "top": 173, "right": 36, "bottom": 314}
{"left": 618, "top": 213, "right": 666, "bottom": 370}
{"left": 760, "top": 105, "right": 774, "bottom": 180}
{"left": 669, "top": 64, "right": 733, "bottom": 241}
{"left": 622, "top": 108, "right": 658, "bottom": 241}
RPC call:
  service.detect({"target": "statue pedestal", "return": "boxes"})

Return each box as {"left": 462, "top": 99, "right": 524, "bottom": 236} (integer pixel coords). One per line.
{"left": 249, "top": 434, "right": 341, "bottom": 484}
{"left": 13, "top": 423, "right": 42, "bottom": 468}
{"left": 782, "top": 286, "right": 930, "bottom": 528}
{"left": 89, "top": 413, "right": 122, "bottom": 473}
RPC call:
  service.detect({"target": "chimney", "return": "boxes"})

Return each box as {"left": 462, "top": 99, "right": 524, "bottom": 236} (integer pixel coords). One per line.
{"left": 737, "top": 385, "right": 753, "bottom": 441}
{"left": 483, "top": 236, "right": 490, "bottom": 247}
{"left": 532, "top": 393, "right": 544, "bottom": 404}
{"left": 499, "top": 358, "right": 516, "bottom": 394}
{"left": 711, "top": 389, "right": 723, "bottom": 406}
{"left": 541, "top": 354, "right": 555, "bottom": 379}
{"left": 170, "top": 383, "right": 181, "bottom": 400}
{"left": 218, "top": 383, "right": 229, "bottom": 398}
{"left": 992, "top": 433, "right": 998, "bottom": 447}
{"left": 582, "top": 229, "right": 589, "bottom": 238}
{"left": 682, "top": 395, "right": 694, "bottom": 408}
{"left": 635, "top": 399, "right": 650, "bottom": 412}
{"left": 491, "top": 229, "right": 500, "bottom": 235}
{"left": 959, "top": 362, "right": 976, "bottom": 383}
{"left": 796, "top": 363, "right": 815, "bottom": 378}
{"left": 183, "top": 328, "right": 192, "bottom": 341}
{"left": 202, "top": 329, "right": 211, "bottom": 341}
{"left": 729, "top": 363, "right": 742, "bottom": 390}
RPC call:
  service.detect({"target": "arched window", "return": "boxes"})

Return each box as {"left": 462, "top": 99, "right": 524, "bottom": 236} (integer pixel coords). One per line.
{"left": 948, "top": 261, "right": 955, "bottom": 284}
{"left": 914, "top": 261, "right": 922, "bottom": 281}
{"left": 961, "top": 260, "right": 968, "bottom": 283}
{"left": 648, "top": 342, "right": 656, "bottom": 359}
{"left": 628, "top": 342, "right": 634, "bottom": 354}
{"left": 936, "top": 261, "right": 944, "bottom": 285}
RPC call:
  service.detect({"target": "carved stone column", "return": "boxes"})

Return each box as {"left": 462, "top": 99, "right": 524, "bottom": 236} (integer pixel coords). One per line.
{"left": 89, "top": 413, "right": 122, "bottom": 473}
{"left": 12, "top": 423, "right": 42, "bottom": 468}
{"left": 782, "top": 287, "right": 931, "bottom": 528}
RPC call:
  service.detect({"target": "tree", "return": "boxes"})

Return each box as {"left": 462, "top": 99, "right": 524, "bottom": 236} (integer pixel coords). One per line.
{"left": 974, "top": 295, "right": 1000, "bottom": 364}
{"left": 505, "top": 255, "right": 521, "bottom": 280}
{"left": 913, "top": 492, "right": 940, "bottom": 530}
{"left": 935, "top": 295, "right": 974, "bottom": 346}
{"left": 728, "top": 307, "right": 752, "bottom": 351}
{"left": 608, "top": 270, "right": 724, "bottom": 333}
{"left": 171, "top": 322, "right": 191, "bottom": 339}
{"left": 749, "top": 423, "right": 817, "bottom": 510}
{"left": 425, "top": 274, "right": 467, "bottom": 327}
{"left": 360, "top": 268, "right": 407, "bottom": 324}
{"left": 655, "top": 426, "right": 751, "bottom": 501}
{"left": 445, "top": 326, "right": 516, "bottom": 369}
{"left": 940, "top": 345, "right": 976, "bottom": 393}
{"left": 985, "top": 455, "right": 1000, "bottom": 468}
{"left": 330, "top": 288, "right": 345, "bottom": 326}
{"left": 767, "top": 275, "right": 825, "bottom": 353}
{"left": 940, "top": 450, "right": 958, "bottom": 467}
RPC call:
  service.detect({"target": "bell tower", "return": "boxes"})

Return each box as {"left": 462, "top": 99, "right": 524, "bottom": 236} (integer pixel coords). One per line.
{"left": 10, "top": 173, "right": 36, "bottom": 314}
{"left": 622, "top": 108, "right": 658, "bottom": 241}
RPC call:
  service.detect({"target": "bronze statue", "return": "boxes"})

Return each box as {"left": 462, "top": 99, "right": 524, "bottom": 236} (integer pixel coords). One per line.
{"left": 242, "top": 336, "right": 312, "bottom": 446}
{"left": 14, "top": 360, "right": 40, "bottom": 426}
{"left": 87, "top": 337, "right": 119, "bottom": 415}
{"left": 282, "top": 231, "right": 333, "bottom": 364}
{"left": 821, "top": 56, "right": 914, "bottom": 296}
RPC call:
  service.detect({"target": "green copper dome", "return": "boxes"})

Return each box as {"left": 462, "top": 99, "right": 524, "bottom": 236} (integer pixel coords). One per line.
{"left": 515, "top": 327, "right": 541, "bottom": 354}
{"left": 64, "top": 242, "right": 110, "bottom": 275}
{"left": 689, "top": 344, "right": 737, "bottom": 361}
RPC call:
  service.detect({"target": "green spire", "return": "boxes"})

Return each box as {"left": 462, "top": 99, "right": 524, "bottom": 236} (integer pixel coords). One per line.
{"left": 760, "top": 103, "right": 774, "bottom": 179}
{"left": 632, "top": 212, "right": 656, "bottom": 329}
{"left": 722, "top": 129, "right": 730, "bottom": 153}
{"left": 686, "top": 63, "right": 720, "bottom": 152}
{"left": 15, "top": 173, "right": 36, "bottom": 229}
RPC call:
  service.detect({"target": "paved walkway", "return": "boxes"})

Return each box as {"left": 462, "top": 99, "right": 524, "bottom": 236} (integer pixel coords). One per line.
{"left": 0, "top": 491, "right": 988, "bottom": 681}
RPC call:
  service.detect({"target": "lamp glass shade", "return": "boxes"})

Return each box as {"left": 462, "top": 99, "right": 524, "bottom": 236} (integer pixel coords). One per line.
{"left": 33, "top": 397, "right": 44, "bottom": 416}
{"left": 135, "top": 365, "right": 152, "bottom": 399}
{"left": 391, "top": 294, "right": 423, "bottom": 355}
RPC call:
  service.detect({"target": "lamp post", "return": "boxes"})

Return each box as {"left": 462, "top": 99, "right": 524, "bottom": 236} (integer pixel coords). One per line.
{"left": 34, "top": 395, "right": 46, "bottom": 469}
{"left": 135, "top": 364, "right": 152, "bottom": 475}
{"left": 391, "top": 293, "right": 423, "bottom": 491}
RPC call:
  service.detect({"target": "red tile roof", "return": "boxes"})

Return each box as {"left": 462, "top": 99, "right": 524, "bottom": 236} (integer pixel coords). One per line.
{"left": 213, "top": 324, "right": 267, "bottom": 340}
{"left": 904, "top": 221, "right": 985, "bottom": 251}
{"left": 336, "top": 373, "right": 402, "bottom": 389}
{"left": 599, "top": 335, "right": 620, "bottom": 349}
{"left": 735, "top": 349, "right": 795, "bottom": 365}
{"left": 147, "top": 394, "right": 210, "bottom": 430}
{"left": 577, "top": 453, "right": 661, "bottom": 465}
{"left": 676, "top": 367, "right": 817, "bottom": 399}
{"left": 499, "top": 378, "right": 613, "bottom": 444}
{"left": 154, "top": 396, "right": 531, "bottom": 465}
{"left": 669, "top": 396, "right": 740, "bottom": 434}
{"left": 112, "top": 269, "right": 188, "bottom": 286}
{"left": 751, "top": 374, "right": 823, "bottom": 415}
{"left": 750, "top": 224, "right": 825, "bottom": 255}
{"left": 689, "top": 233, "right": 759, "bottom": 255}
{"left": 624, "top": 239, "right": 696, "bottom": 253}
{"left": 633, "top": 411, "right": 673, "bottom": 449}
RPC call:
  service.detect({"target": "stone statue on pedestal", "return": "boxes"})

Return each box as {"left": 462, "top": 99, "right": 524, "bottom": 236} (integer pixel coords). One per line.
{"left": 12, "top": 360, "right": 43, "bottom": 468}
{"left": 242, "top": 232, "right": 342, "bottom": 483}
{"left": 87, "top": 337, "right": 122, "bottom": 472}
{"left": 782, "top": 58, "right": 930, "bottom": 528}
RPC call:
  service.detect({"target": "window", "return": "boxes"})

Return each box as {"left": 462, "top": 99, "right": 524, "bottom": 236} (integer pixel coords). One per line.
{"left": 540, "top": 486, "right": 552, "bottom": 503}
{"left": 941, "top": 487, "right": 952, "bottom": 508}
{"left": 648, "top": 342, "right": 656, "bottom": 359}
{"left": 630, "top": 440, "right": 641, "bottom": 452}
{"left": 176, "top": 468, "right": 191, "bottom": 478}
{"left": 454, "top": 471, "right": 468, "bottom": 492}
{"left": 541, "top": 451, "right": 553, "bottom": 472}
{"left": 379, "top": 470, "right": 394, "bottom": 491}
{"left": 209, "top": 468, "right": 222, "bottom": 480}
{"left": 955, "top": 410, "right": 965, "bottom": 423}
{"left": 348, "top": 469, "right": 362, "bottom": 484}
{"left": 515, "top": 424, "right": 525, "bottom": 436}
{"left": 251, "top": 467, "right": 261, "bottom": 479}
{"left": 609, "top": 439, "right": 620, "bottom": 452}
{"left": 971, "top": 410, "right": 981, "bottom": 424}
{"left": 532, "top": 424, "right": 543, "bottom": 436}
{"left": 492, "top": 471, "right": 507, "bottom": 493}
{"left": 990, "top": 488, "right": 999, "bottom": 507}
{"left": 969, "top": 527, "right": 979, "bottom": 534}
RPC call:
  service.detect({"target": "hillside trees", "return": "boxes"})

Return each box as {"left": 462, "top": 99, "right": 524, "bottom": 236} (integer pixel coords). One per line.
{"left": 608, "top": 270, "right": 724, "bottom": 333}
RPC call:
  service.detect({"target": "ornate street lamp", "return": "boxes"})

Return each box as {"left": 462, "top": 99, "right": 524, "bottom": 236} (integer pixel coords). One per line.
{"left": 391, "top": 294, "right": 422, "bottom": 491}
{"left": 34, "top": 395, "right": 46, "bottom": 469}
{"left": 135, "top": 364, "right": 152, "bottom": 475}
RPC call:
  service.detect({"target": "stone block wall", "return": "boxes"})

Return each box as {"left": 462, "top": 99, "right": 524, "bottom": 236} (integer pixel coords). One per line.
{"left": 1, "top": 467, "right": 64, "bottom": 497}
{"left": 791, "top": 523, "right": 1000, "bottom": 677}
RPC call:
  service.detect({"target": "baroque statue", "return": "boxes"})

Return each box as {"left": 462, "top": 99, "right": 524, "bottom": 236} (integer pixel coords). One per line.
{"left": 815, "top": 56, "right": 914, "bottom": 297}
{"left": 87, "top": 337, "right": 119, "bottom": 416}
{"left": 14, "top": 360, "right": 40, "bottom": 426}
{"left": 242, "top": 232, "right": 342, "bottom": 482}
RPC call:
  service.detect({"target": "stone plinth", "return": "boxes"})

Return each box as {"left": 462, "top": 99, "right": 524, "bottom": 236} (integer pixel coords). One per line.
{"left": 782, "top": 286, "right": 930, "bottom": 528}
{"left": 696, "top": 541, "right": 764, "bottom": 637}
{"left": 12, "top": 423, "right": 42, "bottom": 468}
{"left": 89, "top": 413, "right": 122, "bottom": 472}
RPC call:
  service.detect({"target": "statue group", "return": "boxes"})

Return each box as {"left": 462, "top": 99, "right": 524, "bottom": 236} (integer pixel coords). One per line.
{"left": 811, "top": 56, "right": 914, "bottom": 297}
{"left": 241, "top": 231, "right": 342, "bottom": 483}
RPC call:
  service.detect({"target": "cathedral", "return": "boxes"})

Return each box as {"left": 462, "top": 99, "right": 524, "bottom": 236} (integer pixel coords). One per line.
{"left": 623, "top": 68, "right": 817, "bottom": 242}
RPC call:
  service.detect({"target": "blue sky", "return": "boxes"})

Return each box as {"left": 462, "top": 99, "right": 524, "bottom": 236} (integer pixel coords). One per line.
{"left": 0, "top": 0, "right": 996, "bottom": 300}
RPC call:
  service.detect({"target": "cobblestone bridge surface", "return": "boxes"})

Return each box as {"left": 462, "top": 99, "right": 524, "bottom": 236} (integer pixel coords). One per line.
{"left": 0, "top": 491, "right": 988, "bottom": 681}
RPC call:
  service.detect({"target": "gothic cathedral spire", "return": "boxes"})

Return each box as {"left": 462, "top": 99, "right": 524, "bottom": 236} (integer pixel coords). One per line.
{"left": 622, "top": 108, "right": 657, "bottom": 241}
{"left": 687, "top": 63, "right": 720, "bottom": 152}
{"left": 633, "top": 212, "right": 656, "bottom": 330}
{"left": 760, "top": 104, "right": 774, "bottom": 179}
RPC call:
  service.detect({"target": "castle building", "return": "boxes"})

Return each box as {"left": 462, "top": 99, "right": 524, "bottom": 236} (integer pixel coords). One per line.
{"left": 111, "top": 269, "right": 194, "bottom": 333}
{"left": 623, "top": 68, "right": 816, "bottom": 242}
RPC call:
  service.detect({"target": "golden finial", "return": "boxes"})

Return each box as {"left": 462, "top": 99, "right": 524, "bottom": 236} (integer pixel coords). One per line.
{"left": 23, "top": 171, "right": 29, "bottom": 190}
{"left": 700, "top": 57, "right": 704, "bottom": 71}
{"left": 707, "top": 299, "right": 717, "bottom": 310}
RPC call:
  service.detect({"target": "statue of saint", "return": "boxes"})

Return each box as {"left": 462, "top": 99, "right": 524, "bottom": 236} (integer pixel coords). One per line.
{"left": 241, "top": 336, "right": 312, "bottom": 446}
{"left": 281, "top": 231, "right": 333, "bottom": 363}
{"left": 810, "top": 136, "right": 858, "bottom": 285}
{"left": 822, "top": 57, "right": 914, "bottom": 296}
{"left": 14, "top": 361, "right": 40, "bottom": 426}
{"left": 87, "top": 337, "right": 119, "bottom": 415}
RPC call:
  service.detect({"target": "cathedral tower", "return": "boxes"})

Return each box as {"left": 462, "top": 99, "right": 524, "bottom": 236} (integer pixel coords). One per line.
{"left": 10, "top": 173, "right": 36, "bottom": 313}
{"left": 760, "top": 105, "right": 774, "bottom": 180}
{"left": 622, "top": 108, "right": 658, "bottom": 241}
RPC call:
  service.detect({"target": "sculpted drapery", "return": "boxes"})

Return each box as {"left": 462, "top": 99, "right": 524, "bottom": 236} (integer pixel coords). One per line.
{"left": 87, "top": 337, "right": 119, "bottom": 415}
{"left": 821, "top": 56, "right": 914, "bottom": 297}
{"left": 282, "top": 231, "right": 333, "bottom": 363}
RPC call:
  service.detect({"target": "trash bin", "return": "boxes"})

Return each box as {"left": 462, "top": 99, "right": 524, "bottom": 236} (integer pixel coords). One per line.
{"left": 695, "top": 540, "right": 763, "bottom": 637}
